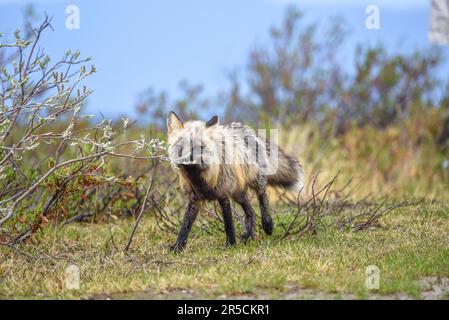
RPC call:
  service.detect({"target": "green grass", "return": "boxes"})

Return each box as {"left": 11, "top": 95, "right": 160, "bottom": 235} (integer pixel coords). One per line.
{"left": 0, "top": 202, "right": 448, "bottom": 299}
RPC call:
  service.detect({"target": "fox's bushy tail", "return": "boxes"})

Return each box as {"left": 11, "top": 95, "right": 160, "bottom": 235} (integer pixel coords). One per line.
{"left": 267, "top": 149, "right": 304, "bottom": 194}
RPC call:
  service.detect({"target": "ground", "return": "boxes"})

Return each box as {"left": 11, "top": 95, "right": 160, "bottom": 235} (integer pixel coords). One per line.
{"left": 0, "top": 202, "right": 448, "bottom": 299}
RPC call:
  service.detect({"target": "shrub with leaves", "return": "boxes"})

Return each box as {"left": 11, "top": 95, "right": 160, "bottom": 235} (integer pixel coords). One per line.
{"left": 0, "top": 17, "right": 166, "bottom": 243}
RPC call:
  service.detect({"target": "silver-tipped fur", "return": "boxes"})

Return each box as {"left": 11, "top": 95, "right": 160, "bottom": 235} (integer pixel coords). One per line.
{"left": 166, "top": 111, "right": 304, "bottom": 252}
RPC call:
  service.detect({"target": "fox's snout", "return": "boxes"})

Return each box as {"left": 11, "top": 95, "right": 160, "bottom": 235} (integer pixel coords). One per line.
{"left": 170, "top": 141, "right": 209, "bottom": 170}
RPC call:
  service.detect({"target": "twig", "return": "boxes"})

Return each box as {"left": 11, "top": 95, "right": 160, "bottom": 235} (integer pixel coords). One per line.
{"left": 124, "top": 163, "right": 158, "bottom": 252}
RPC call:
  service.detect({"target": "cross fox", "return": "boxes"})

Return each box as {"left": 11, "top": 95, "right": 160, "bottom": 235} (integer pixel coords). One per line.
{"left": 166, "top": 111, "right": 304, "bottom": 252}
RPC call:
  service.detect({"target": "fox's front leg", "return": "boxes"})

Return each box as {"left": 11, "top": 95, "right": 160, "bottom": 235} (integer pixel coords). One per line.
{"left": 218, "top": 198, "right": 236, "bottom": 246}
{"left": 234, "top": 193, "right": 255, "bottom": 243}
{"left": 170, "top": 194, "right": 200, "bottom": 253}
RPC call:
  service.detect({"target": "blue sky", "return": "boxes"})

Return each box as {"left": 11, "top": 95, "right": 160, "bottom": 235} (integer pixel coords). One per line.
{"left": 0, "top": 0, "right": 447, "bottom": 118}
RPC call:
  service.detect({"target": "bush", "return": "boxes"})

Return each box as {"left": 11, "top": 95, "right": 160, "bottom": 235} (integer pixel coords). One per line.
{"left": 0, "top": 17, "right": 166, "bottom": 242}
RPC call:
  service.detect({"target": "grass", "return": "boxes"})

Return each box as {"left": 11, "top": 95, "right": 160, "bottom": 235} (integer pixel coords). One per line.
{"left": 1, "top": 200, "right": 448, "bottom": 299}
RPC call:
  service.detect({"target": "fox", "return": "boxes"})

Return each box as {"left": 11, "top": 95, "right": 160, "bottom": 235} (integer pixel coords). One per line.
{"left": 166, "top": 111, "right": 304, "bottom": 252}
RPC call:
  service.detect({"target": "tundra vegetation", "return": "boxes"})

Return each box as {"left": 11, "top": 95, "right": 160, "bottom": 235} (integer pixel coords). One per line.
{"left": 0, "top": 8, "right": 448, "bottom": 299}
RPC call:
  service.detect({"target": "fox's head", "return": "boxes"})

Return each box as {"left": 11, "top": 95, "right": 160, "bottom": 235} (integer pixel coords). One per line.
{"left": 166, "top": 111, "right": 221, "bottom": 171}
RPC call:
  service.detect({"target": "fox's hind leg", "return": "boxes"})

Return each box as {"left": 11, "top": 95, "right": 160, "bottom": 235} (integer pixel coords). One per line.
{"left": 257, "top": 191, "right": 273, "bottom": 235}
{"left": 218, "top": 198, "right": 236, "bottom": 246}
{"left": 233, "top": 193, "right": 255, "bottom": 242}
{"left": 253, "top": 177, "right": 273, "bottom": 235}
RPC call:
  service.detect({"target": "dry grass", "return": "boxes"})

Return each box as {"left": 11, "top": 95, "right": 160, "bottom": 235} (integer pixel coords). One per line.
{"left": 1, "top": 199, "right": 448, "bottom": 299}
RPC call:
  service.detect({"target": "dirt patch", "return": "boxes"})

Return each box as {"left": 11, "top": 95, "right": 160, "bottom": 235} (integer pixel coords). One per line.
{"left": 89, "top": 279, "right": 448, "bottom": 300}
{"left": 419, "top": 277, "right": 449, "bottom": 300}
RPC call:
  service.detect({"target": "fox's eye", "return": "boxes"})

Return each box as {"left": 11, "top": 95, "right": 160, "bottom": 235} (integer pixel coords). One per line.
{"left": 177, "top": 146, "right": 183, "bottom": 157}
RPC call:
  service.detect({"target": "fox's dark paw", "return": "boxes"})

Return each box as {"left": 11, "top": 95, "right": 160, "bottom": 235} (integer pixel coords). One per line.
{"left": 226, "top": 237, "right": 236, "bottom": 247}
{"left": 262, "top": 216, "right": 274, "bottom": 235}
{"left": 240, "top": 230, "right": 254, "bottom": 243}
{"left": 169, "top": 243, "right": 184, "bottom": 253}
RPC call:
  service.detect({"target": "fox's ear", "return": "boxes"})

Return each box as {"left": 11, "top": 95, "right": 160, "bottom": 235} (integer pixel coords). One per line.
{"left": 205, "top": 115, "right": 219, "bottom": 128}
{"left": 167, "top": 111, "right": 183, "bottom": 134}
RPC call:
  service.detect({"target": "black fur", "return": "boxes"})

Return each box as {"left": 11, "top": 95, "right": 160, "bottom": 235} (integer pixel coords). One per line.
{"left": 205, "top": 115, "right": 218, "bottom": 128}
{"left": 170, "top": 193, "right": 200, "bottom": 253}
{"left": 171, "top": 165, "right": 238, "bottom": 252}
{"left": 180, "top": 164, "right": 217, "bottom": 200}
{"left": 171, "top": 165, "right": 275, "bottom": 252}
{"left": 218, "top": 198, "right": 236, "bottom": 246}
{"left": 234, "top": 193, "right": 256, "bottom": 242}
{"left": 257, "top": 192, "right": 273, "bottom": 235}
